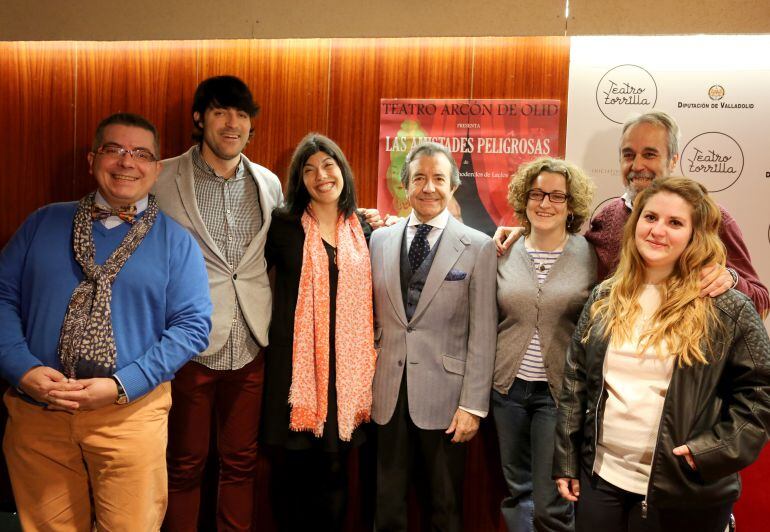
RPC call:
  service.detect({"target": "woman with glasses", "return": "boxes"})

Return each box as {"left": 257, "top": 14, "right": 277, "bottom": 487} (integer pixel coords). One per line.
{"left": 493, "top": 157, "right": 596, "bottom": 531}
{"left": 553, "top": 177, "right": 770, "bottom": 531}
{"left": 261, "top": 133, "right": 377, "bottom": 531}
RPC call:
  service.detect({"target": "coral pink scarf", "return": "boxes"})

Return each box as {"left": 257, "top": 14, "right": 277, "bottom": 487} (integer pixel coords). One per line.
{"left": 289, "top": 210, "right": 376, "bottom": 440}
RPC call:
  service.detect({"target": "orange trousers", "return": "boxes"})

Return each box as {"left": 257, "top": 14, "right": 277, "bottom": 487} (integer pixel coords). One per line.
{"left": 3, "top": 383, "right": 171, "bottom": 532}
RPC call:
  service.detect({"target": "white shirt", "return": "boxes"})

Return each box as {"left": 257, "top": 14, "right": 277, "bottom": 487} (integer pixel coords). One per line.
{"left": 594, "top": 284, "right": 674, "bottom": 494}
{"left": 94, "top": 191, "right": 148, "bottom": 229}
{"left": 405, "top": 208, "right": 450, "bottom": 250}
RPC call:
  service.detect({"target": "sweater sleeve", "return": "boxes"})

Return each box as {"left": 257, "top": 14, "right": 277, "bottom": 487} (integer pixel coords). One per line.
{"left": 114, "top": 229, "right": 212, "bottom": 400}
{"left": 0, "top": 211, "right": 48, "bottom": 385}
{"left": 719, "top": 207, "right": 770, "bottom": 317}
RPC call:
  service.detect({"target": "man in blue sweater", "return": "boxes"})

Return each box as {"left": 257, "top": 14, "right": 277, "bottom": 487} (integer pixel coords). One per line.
{"left": 0, "top": 113, "right": 212, "bottom": 531}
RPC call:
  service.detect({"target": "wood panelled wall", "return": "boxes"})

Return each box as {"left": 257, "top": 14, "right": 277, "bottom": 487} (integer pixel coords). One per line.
{"left": 0, "top": 37, "right": 570, "bottom": 531}
{"left": 0, "top": 37, "right": 569, "bottom": 245}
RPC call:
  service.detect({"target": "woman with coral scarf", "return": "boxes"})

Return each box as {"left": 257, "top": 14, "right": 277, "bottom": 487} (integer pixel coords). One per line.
{"left": 261, "top": 133, "right": 377, "bottom": 531}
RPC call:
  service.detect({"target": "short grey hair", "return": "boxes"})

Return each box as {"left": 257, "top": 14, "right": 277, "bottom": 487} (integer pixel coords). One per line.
{"left": 621, "top": 110, "right": 680, "bottom": 161}
{"left": 400, "top": 141, "right": 461, "bottom": 189}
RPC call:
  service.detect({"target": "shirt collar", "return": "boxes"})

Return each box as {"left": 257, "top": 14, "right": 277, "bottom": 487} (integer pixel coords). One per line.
{"left": 621, "top": 191, "right": 634, "bottom": 210}
{"left": 94, "top": 191, "right": 148, "bottom": 214}
{"left": 192, "top": 144, "right": 245, "bottom": 181}
{"left": 407, "top": 208, "right": 450, "bottom": 230}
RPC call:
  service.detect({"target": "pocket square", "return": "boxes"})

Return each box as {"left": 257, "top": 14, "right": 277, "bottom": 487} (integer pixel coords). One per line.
{"left": 445, "top": 269, "right": 467, "bottom": 281}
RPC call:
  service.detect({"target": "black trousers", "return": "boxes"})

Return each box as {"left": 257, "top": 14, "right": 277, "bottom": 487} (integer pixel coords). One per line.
{"left": 375, "top": 378, "right": 466, "bottom": 532}
{"left": 269, "top": 448, "right": 351, "bottom": 532}
{"left": 576, "top": 467, "right": 733, "bottom": 532}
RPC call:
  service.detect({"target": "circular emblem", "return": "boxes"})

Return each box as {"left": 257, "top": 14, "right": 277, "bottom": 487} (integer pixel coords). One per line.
{"left": 708, "top": 85, "right": 725, "bottom": 101}
{"left": 595, "top": 64, "right": 658, "bottom": 124}
{"left": 680, "top": 132, "right": 744, "bottom": 192}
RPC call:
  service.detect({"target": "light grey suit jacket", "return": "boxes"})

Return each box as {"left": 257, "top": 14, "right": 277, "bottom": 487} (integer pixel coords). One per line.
{"left": 153, "top": 147, "right": 283, "bottom": 358}
{"left": 370, "top": 215, "right": 498, "bottom": 430}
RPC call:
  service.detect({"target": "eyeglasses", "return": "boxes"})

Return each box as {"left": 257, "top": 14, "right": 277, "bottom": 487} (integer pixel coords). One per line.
{"left": 526, "top": 189, "right": 570, "bottom": 204}
{"left": 95, "top": 144, "right": 158, "bottom": 163}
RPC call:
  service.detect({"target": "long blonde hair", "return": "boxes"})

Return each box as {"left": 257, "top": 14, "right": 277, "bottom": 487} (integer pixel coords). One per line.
{"left": 589, "top": 177, "right": 726, "bottom": 366}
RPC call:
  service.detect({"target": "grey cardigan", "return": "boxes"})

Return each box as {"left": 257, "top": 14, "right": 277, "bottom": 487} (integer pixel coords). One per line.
{"left": 494, "top": 235, "right": 596, "bottom": 401}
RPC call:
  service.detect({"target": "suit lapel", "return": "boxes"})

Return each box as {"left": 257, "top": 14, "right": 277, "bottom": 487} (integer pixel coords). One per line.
{"left": 237, "top": 156, "right": 272, "bottom": 267}
{"left": 383, "top": 219, "right": 408, "bottom": 327}
{"left": 174, "top": 149, "right": 228, "bottom": 264}
{"left": 410, "top": 216, "right": 467, "bottom": 324}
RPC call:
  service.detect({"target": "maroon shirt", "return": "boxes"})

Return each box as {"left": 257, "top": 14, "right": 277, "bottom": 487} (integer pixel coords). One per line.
{"left": 585, "top": 197, "right": 769, "bottom": 316}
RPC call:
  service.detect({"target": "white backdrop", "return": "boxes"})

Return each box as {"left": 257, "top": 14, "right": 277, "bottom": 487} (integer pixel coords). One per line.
{"left": 565, "top": 35, "right": 770, "bottom": 327}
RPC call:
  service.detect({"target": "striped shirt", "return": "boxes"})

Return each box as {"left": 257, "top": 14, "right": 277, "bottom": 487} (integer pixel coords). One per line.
{"left": 192, "top": 146, "right": 262, "bottom": 370}
{"left": 516, "top": 248, "right": 563, "bottom": 382}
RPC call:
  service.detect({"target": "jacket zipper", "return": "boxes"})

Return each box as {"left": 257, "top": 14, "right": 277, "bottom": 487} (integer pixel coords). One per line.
{"left": 590, "top": 376, "right": 606, "bottom": 474}
{"left": 642, "top": 364, "right": 678, "bottom": 519}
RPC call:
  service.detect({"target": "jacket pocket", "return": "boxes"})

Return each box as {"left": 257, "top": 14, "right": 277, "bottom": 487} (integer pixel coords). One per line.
{"left": 374, "top": 327, "right": 383, "bottom": 351}
{"left": 442, "top": 354, "right": 466, "bottom": 375}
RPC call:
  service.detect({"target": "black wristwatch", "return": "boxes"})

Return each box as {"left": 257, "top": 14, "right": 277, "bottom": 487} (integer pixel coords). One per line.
{"left": 111, "top": 376, "right": 128, "bottom": 405}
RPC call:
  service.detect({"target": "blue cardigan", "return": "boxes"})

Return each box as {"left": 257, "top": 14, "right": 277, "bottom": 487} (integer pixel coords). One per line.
{"left": 0, "top": 201, "right": 212, "bottom": 401}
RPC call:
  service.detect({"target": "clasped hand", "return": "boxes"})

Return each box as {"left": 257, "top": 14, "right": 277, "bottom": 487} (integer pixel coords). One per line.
{"left": 19, "top": 366, "right": 118, "bottom": 412}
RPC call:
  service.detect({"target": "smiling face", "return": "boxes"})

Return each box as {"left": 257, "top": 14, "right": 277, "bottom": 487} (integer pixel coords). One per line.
{"left": 634, "top": 190, "right": 693, "bottom": 281}
{"left": 620, "top": 121, "right": 678, "bottom": 195}
{"left": 526, "top": 171, "right": 569, "bottom": 236}
{"left": 88, "top": 124, "right": 161, "bottom": 208}
{"left": 196, "top": 106, "right": 251, "bottom": 164}
{"left": 302, "top": 150, "right": 344, "bottom": 208}
{"left": 406, "top": 153, "right": 457, "bottom": 222}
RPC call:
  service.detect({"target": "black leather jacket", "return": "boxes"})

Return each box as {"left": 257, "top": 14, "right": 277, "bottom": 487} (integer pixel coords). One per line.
{"left": 553, "top": 287, "right": 770, "bottom": 508}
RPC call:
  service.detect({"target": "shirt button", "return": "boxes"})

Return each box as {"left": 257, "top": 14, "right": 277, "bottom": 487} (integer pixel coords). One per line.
{"left": 232, "top": 274, "right": 238, "bottom": 280}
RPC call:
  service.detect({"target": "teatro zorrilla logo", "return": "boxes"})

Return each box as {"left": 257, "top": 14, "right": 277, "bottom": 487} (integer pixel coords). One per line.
{"left": 595, "top": 64, "right": 658, "bottom": 124}
{"left": 680, "top": 132, "right": 744, "bottom": 192}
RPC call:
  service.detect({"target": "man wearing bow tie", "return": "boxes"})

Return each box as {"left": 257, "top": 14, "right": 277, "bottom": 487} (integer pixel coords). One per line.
{"left": 369, "top": 141, "right": 497, "bottom": 532}
{"left": 0, "top": 112, "right": 212, "bottom": 530}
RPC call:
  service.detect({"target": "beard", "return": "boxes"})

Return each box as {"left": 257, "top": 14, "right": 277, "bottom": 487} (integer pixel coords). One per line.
{"left": 625, "top": 171, "right": 656, "bottom": 202}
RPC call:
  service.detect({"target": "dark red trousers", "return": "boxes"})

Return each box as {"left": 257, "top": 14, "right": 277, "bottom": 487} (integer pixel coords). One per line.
{"left": 164, "top": 355, "right": 265, "bottom": 532}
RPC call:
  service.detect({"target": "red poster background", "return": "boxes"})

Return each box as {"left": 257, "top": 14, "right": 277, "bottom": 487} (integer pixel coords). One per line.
{"left": 377, "top": 99, "right": 561, "bottom": 234}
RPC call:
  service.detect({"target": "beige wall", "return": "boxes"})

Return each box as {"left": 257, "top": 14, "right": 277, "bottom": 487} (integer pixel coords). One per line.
{"left": 2, "top": 0, "right": 769, "bottom": 41}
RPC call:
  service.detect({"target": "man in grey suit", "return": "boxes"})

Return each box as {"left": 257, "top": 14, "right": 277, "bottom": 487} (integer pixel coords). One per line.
{"left": 370, "top": 141, "right": 497, "bottom": 532}
{"left": 153, "top": 76, "right": 283, "bottom": 531}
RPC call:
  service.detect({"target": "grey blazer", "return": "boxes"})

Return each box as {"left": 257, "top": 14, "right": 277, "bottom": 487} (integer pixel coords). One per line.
{"left": 370, "top": 215, "right": 498, "bottom": 430}
{"left": 153, "top": 147, "right": 283, "bottom": 357}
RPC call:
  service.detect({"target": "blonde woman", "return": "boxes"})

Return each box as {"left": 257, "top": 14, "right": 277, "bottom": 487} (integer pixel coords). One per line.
{"left": 493, "top": 157, "right": 595, "bottom": 531}
{"left": 554, "top": 177, "right": 770, "bottom": 532}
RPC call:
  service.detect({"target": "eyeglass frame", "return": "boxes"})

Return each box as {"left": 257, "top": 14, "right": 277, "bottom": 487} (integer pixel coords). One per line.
{"left": 93, "top": 143, "right": 159, "bottom": 163}
{"left": 526, "top": 188, "right": 571, "bottom": 204}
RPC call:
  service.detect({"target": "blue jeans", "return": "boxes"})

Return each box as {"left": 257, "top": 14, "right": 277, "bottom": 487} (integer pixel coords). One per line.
{"left": 492, "top": 379, "right": 574, "bottom": 532}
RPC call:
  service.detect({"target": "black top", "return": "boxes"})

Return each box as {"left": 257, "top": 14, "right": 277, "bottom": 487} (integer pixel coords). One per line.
{"left": 261, "top": 212, "right": 371, "bottom": 451}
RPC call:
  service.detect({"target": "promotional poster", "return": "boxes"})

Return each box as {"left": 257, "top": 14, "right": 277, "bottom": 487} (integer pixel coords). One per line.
{"left": 377, "top": 98, "right": 561, "bottom": 235}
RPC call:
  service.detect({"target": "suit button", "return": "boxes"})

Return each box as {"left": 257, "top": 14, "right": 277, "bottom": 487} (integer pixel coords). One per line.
{"left": 407, "top": 326, "right": 414, "bottom": 332}
{"left": 398, "top": 360, "right": 403, "bottom": 366}
{"left": 232, "top": 274, "right": 238, "bottom": 280}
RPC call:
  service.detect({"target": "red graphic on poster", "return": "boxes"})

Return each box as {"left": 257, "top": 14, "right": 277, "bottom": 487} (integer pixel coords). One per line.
{"left": 377, "top": 99, "right": 561, "bottom": 235}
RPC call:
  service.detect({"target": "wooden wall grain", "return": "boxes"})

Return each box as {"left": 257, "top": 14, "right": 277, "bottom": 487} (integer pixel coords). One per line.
{"left": 0, "top": 36, "right": 570, "bottom": 531}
